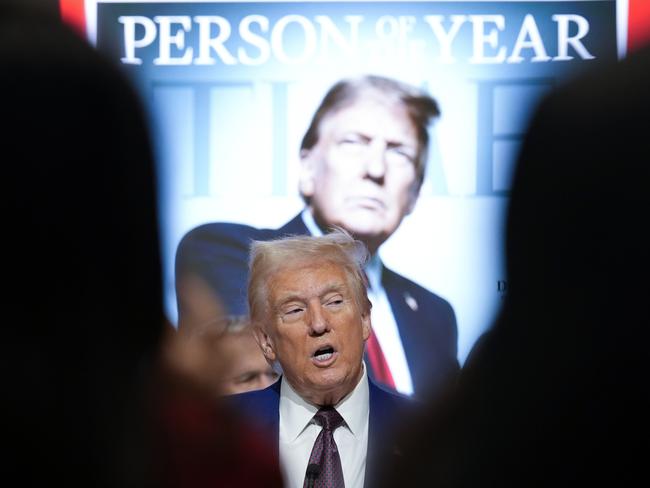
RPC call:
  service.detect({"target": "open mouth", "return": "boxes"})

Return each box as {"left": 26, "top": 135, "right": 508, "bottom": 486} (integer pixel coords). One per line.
{"left": 312, "top": 345, "right": 336, "bottom": 364}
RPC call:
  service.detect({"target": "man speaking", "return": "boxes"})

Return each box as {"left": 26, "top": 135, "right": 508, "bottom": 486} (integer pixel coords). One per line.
{"left": 230, "top": 231, "right": 414, "bottom": 488}
{"left": 176, "top": 75, "right": 458, "bottom": 398}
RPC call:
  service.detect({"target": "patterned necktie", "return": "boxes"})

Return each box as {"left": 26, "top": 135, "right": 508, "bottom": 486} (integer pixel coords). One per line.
{"left": 303, "top": 407, "right": 346, "bottom": 488}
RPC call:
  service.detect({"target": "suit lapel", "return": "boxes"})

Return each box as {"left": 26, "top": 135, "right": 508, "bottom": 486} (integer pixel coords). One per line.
{"left": 366, "top": 381, "right": 404, "bottom": 488}
{"left": 367, "top": 381, "right": 388, "bottom": 455}
{"left": 269, "top": 379, "right": 281, "bottom": 457}
{"left": 381, "top": 267, "right": 426, "bottom": 395}
{"left": 253, "top": 380, "right": 281, "bottom": 460}
{"left": 277, "top": 213, "right": 310, "bottom": 236}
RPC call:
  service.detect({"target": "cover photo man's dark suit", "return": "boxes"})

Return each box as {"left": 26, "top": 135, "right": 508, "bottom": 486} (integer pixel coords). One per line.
{"left": 176, "top": 213, "right": 459, "bottom": 398}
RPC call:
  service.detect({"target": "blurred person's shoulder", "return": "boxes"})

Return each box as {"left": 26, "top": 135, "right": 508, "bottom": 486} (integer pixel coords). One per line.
{"left": 223, "top": 379, "right": 282, "bottom": 431}
{"left": 152, "top": 375, "right": 283, "bottom": 487}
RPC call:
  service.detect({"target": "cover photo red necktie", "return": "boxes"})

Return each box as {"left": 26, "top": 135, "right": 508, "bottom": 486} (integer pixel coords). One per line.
{"left": 365, "top": 328, "right": 396, "bottom": 390}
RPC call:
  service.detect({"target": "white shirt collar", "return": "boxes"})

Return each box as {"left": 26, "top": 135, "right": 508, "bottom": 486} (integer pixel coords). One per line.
{"left": 364, "top": 254, "right": 383, "bottom": 292}
{"left": 279, "top": 363, "right": 369, "bottom": 442}
{"left": 300, "top": 207, "right": 324, "bottom": 237}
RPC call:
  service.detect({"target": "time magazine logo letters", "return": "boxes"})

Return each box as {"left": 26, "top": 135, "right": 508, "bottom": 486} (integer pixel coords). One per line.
{"left": 118, "top": 13, "right": 595, "bottom": 66}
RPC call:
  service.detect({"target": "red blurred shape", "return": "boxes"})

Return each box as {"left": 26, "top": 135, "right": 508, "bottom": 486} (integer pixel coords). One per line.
{"left": 59, "top": 0, "right": 86, "bottom": 37}
{"left": 629, "top": 0, "right": 650, "bottom": 52}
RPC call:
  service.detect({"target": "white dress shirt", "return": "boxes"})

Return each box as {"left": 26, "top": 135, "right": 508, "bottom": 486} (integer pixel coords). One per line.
{"left": 301, "top": 209, "right": 414, "bottom": 396}
{"left": 279, "top": 367, "right": 369, "bottom": 488}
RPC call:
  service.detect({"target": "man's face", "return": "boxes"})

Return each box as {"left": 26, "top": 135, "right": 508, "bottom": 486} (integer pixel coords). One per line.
{"left": 300, "top": 96, "right": 421, "bottom": 253}
{"left": 218, "top": 330, "right": 279, "bottom": 395}
{"left": 256, "top": 261, "right": 371, "bottom": 406}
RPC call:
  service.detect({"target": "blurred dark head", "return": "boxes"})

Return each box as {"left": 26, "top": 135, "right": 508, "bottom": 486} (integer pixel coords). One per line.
{"left": 2, "top": 5, "right": 163, "bottom": 484}
{"left": 470, "top": 46, "right": 650, "bottom": 484}
{"left": 380, "top": 45, "right": 650, "bottom": 488}
{"left": 505, "top": 46, "right": 650, "bottom": 353}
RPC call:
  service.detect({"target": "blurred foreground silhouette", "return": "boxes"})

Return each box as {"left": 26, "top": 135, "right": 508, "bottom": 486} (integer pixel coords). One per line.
{"left": 380, "top": 44, "right": 650, "bottom": 487}
{"left": 3, "top": 6, "right": 281, "bottom": 486}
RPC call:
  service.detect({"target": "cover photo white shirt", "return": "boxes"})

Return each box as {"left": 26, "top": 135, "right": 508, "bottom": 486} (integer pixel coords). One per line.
{"left": 301, "top": 209, "right": 414, "bottom": 396}
{"left": 279, "top": 366, "right": 369, "bottom": 488}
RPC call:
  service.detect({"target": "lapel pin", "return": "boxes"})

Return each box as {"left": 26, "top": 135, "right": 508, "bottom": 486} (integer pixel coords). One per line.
{"left": 404, "top": 292, "right": 418, "bottom": 312}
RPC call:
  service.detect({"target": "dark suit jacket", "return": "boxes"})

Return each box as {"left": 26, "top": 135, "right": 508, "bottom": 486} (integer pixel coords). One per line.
{"left": 225, "top": 378, "right": 416, "bottom": 488}
{"left": 176, "top": 213, "right": 459, "bottom": 398}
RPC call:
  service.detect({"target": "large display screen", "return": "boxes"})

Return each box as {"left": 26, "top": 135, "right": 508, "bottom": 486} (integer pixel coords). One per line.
{"left": 64, "top": 0, "right": 625, "bottom": 365}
